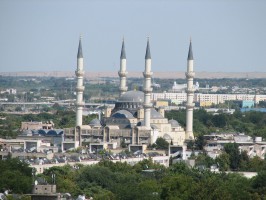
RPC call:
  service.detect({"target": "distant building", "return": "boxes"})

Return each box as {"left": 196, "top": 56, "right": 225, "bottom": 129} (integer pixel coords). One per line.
{"left": 171, "top": 82, "right": 187, "bottom": 92}
{"left": 203, "top": 133, "right": 266, "bottom": 159}
{"left": 21, "top": 121, "right": 54, "bottom": 131}
{"left": 152, "top": 92, "right": 266, "bottom": 106}
{"left": 242, "top": 100, "right": 255, "bottom": 108}
{"left": 0, "top": 88, "right": 16, "bottom": 94}
{"left": 30, "top": 182, "right": 72, "bottom": 200}
{"left": 155, "top": 99, "right": 169, "bottom": 107}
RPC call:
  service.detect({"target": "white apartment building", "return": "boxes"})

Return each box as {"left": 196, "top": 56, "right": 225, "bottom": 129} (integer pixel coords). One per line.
{"left": 151, "top": 92, "right": 187, "bottom": 105}
{"left": 195, "top": 93, "right": 266, "bottom": 104}
{"left": 151, "top": 92, "right": 266, "bottom": 105}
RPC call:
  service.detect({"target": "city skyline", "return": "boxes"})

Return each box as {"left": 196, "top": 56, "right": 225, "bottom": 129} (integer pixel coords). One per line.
{"left": 0, "top": 0, "right": 265, "bottom": 72}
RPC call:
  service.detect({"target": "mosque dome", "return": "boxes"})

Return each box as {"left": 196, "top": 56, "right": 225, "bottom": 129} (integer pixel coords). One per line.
{"left": 118, "top": 91, "right": 144, "bottom": 103}
{"left": 111, "top": 91, "right": 144, "bottom": 115}
{"left": 136, "top": 120, "right": 144, "bottom": 126}
{"left": 151, "top": 124, "right": 158, "bottom": 129}
{"left": 89, "top": 118, "right": 101, "bottom": 127}
{"left": 112, "top": 110, "right": 134, "bottom": 119}
{"left": 151, "top": 108, "right": 164, "bottom": 119}
{"left": 163, "top": 133, "right": 172, "bottom": 140}
{"left": 169, "top": 119, "right": 180, "bottom": 127}
{"left": 136, "top": 121, "right": 158, "bottom": 129}
{"left": 46, "top": 129, "right": 64, "bottom": 135}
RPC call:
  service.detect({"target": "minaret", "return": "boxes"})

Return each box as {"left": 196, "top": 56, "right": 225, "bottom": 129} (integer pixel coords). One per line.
{"left": 143, "top": 38, "right": 153, "bottom": 128}
{"left": 185, "top": 39, "right": 195, "bottom": 140}
{"left": 75, "top": 36, "right": 85, "bottom": 127}
{"left": 118, "top": 38, "right": 128, "bottom": 96}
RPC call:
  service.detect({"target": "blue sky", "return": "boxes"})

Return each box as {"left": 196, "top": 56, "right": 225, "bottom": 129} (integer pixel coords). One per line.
{"left": 0, "top": 0, "right": 265, "bottom": 72}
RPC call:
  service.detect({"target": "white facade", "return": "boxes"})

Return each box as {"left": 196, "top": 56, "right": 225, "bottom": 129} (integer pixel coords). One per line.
{"left": 185, "top": 41, "right": 195, "bottom": 140}
{"left": 118, "top": 39, "right": 128, "bottom": 96}
{"left": 75, "top": 37, "right": 85, "bottom": 127}
{"left": 151, "top": 93, "right": 266, "bottom": 105}
{"left": 151, "top": 92, "right": 187, "bottom": 104}
{"left": 143, "top": 39, "right": 153, "bottom": 128}
{"left": 194, "top": 93, "right": 266, "bottom": 104}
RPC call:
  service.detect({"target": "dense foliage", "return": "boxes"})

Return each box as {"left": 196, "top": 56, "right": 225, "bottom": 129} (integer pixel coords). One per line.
{"left": 2, "top": 156, "right": 266, "bottom": 199}
{"left": 38, "top": 160, "right": 266, "bottom": 199}
{"left": 0, "top": 157, "right": 32, "bottom": 194}
{"left": 166, "top": 109, "right": 266, "bottom": 138}
{"left": 190, "top": 142, "right": 266, "bottom": 172}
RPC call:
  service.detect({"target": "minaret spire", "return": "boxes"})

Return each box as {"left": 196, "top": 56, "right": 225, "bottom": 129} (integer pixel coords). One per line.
{"left": 143, "top": 37, "right": 153, "bottom": 128}
{"left": 75, "top": 36, "right": 85, "bottom": 127}
{"left": 120, "top": 37, "right": 126, "bottom": 59}
{"left": 118, "top": 37, "right": 128, "bottom": 96}
{"left": 185, "top": 38, "right": 195, "bottom": 140}
{"left": 77, "top": 35, "right": 83, "bottom": 58}
{"left": 145, "top": 37, "right": 151, "bottom": 59}
{"left": 187, "top": 38, "right": 193, "bottom": 60}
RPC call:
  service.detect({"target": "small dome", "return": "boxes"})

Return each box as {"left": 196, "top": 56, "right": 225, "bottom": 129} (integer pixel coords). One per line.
{"left": 112, "top": 110, "right": 134, "bottom": 119}
{"left": 163, "top": 133, "right": 172, "bottom": 140}
{"left": 118, "top": 91, "right": 144, "bottom": 102}
{"left": 46, "top": 129, "right": 63, "bottom": 135}
{"left": 125, "top": 124, "right": 132, "bottom": 128}
{"left": 38, "top": 129, "right": 48, "bottom": 135}
{"left": 137, "top": 120, "right": 144, "bottom": 126}
{"left": 151, "top": 124, "right": 158, "bottom": 129}
{"left": 169, "top": 119, "right": 179, "bottom": 127}
{"left": 151, "top": 108, "right": 164, "bottom": 119}
{"left": 89, "top": 118, "right": 101, "bottom": 127}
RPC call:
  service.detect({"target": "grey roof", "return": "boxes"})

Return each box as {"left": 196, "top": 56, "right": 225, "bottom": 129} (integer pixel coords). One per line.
{"left": 21, "top": 130, "right": 32, "bottom": 135}
{"left": 119, "top": 90, "right": 144, "bottom": 102}
{"left": 77, "top": 37, "right": 83, "bottom": 58}
{"left": 169, "top": 119, "right": 179, "bottom": 127}
{"left": 112, "top": 110, "right": 134, "bottom": 119}
{"left": 46, "top": 129, "right": 64, "bottom": 135}
{"left": 151, "top": 108, "right": 164, "bottom": 119}
{"left": 137, "top": 121, "right": 158, "bottom": 129}
{"left": 38, "top": 129, "right": 63, "bottom": 135}
{"left": 145, "top": 38, "right": 151, "bottom": 59}
{"left": 187, "top": 40, "right": 193, "bottom": 60}
{"left": 120, "top": 39, "right": 126, "bottom": 59}
{"left": 89, "top": 118, "right": 101, "bottom": 126}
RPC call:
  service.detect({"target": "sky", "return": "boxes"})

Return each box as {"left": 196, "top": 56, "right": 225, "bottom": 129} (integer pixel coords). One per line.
{"left": 0, "top": 0, "right": 265, "bottom": 72}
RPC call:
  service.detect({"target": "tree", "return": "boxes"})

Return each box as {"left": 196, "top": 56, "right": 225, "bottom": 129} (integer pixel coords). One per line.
{"left": 194, "top": 135, "right": 206, "bottom": 150}
{"left": 248, "top": 156, "right": 264, "bottom": 172}
{"left": 195, "top": 153, "right": 215, "bottom": 168}
{"left": 153, "top": 137, "right": 169, "bottom": 150}
{"left": 135, "top": 180, "right": 161, "bottom": 200}
{"left": 211, "top": 114, "right": 227, "bottom": 128}
{"left": 216, "top": 152, "right": 230, "bottom": 171}
{"left": 186, "top": 140, "right": 195, "bottom": 150}
{"left": 42, "top": 165, "right": 80, "bottom": 197}
{"left": 15, "top": 106, "right": 22, "bottom": 112}
{"left": 251, "top": 170, "right": 266, "bottom": 197}
{"left": 224, "top": 143, "right": 241, "bottom": 170}
{"left": 0, "top": 158, "right": 32, "bottom": 194}
{"left": 161, "top": 174, "right": 195, "bottom": 200}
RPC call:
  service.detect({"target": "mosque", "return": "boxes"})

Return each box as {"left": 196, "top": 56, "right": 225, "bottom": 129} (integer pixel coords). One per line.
{"left": 63, "top": 37, "right": 195, "bottom": 151}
